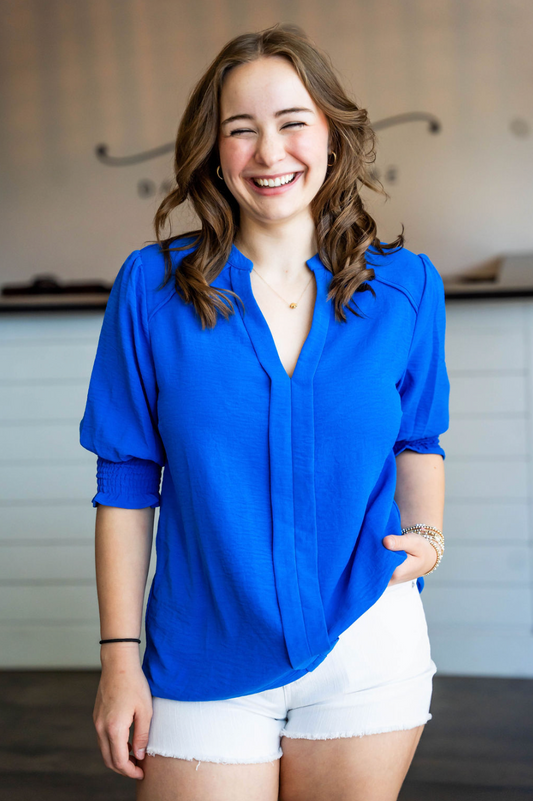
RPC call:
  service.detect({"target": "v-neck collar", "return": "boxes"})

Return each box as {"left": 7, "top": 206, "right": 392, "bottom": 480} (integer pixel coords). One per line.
{"left": 227, "top": 243, "right": 326, "bottom": 275}
{"left": 227, "top": 243, "right": 332, "bottom": 385}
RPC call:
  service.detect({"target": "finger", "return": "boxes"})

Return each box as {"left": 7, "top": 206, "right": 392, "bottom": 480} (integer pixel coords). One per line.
{"left": 383, "top": 535, "right": 400, "bottom": 549}
{"left": 383, "top": 533, "right": 424, "bottom": 554}
{"left": 108, "top": 725, "right": 143, "bottom": 779}
{"left": 128, "top": 740, "right": 146, "bottom": 779}
{"left": 132, "top": 711, "right": 153, "bottom": 761}
{"left": 94, "top": 721, "right": 115, "bottom": 772}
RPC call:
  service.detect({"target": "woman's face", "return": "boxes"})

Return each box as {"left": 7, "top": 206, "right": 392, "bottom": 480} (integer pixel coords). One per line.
{"left": 217, "top": 56, "right": 331, "bottom": 228}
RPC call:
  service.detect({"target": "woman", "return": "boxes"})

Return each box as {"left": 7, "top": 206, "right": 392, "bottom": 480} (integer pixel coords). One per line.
{"left": 80, "top": 22, "right": 449, "bottom": 801}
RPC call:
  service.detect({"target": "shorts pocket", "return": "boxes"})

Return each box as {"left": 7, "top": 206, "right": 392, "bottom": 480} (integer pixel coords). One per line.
{"left": 340, "top": 579, "right": 432, "bottom": 690}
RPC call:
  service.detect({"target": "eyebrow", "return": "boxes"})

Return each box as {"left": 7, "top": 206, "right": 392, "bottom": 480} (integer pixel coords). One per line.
{"left": 220, "top": 107, "right": 314, "bottom": 127}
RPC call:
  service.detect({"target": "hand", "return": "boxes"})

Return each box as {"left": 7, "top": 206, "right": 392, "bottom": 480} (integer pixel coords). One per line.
{"left": 382, "top": 532, "right": 438, "bottom": 585}
{"left": 93, "top": 658, "right": 153, "bottom": 780}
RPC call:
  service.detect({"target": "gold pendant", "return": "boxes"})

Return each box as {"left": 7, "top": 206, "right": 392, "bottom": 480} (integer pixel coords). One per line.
{"left": 289, "top": 302, "right": 297, "bottom": 308}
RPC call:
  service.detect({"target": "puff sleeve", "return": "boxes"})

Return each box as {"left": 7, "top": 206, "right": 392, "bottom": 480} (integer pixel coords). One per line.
{"left": 393, "top": 253, "right": 450, "bottom": 460}
{"left": 79, "top": 250, "right": 166, "bottom": 508}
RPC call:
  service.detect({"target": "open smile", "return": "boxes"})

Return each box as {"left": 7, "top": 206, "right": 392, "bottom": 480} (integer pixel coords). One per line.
{"left": 245, "top": 171, "right": 304, "bottom": 195}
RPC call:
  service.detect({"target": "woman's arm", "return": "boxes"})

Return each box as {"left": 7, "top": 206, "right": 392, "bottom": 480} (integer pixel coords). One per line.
{"left": 394, "top": 450, "right": 445, "bottom": 531}
{"left": 96, "top": 504, "right": 154, "bottom": 668}
{"left": 93, "top": 505, "right": 156, "bottom": 780}
{"left": 383, "top": 450, "right": 445, "bottom": 582}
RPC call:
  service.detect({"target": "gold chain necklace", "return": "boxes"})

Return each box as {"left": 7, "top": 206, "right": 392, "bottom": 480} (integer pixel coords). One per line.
{"left": 252, "top": 267, "right": 314, "bottom": 309}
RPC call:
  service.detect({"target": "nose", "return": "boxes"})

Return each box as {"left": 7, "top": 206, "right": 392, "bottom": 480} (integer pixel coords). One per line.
{"left": 254, "top": 131, "right": 286, "bottom": 167}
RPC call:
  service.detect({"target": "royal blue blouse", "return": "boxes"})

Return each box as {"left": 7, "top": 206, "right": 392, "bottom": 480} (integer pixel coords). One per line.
{"left": 79, "top": 237, "right": 450, "bottom": 702}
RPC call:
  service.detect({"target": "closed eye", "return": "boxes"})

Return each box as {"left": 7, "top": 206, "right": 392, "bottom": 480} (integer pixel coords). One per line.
{"left": 229, "top": 122, "right": 306, "bottom": 136}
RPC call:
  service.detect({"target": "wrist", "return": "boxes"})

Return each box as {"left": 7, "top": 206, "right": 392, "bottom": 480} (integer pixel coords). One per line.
{"left": 401, "top": 522, "right": 445, "bottom": 576}
{"left": 100, "top": 641, "right": 142, "bottom": 667}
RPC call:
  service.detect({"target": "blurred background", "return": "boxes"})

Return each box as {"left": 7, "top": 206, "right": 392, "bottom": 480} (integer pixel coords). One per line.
{"left": 0, "top": 1, "right": 532, "bottom": 800}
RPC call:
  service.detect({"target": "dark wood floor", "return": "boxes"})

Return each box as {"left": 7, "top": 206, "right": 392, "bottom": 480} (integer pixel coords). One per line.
{"left": 0, "top": 672, "right": 531, "bottom": 800}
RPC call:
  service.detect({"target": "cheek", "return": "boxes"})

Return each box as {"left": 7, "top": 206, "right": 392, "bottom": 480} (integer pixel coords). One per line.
{"left": 220, "top": 139, "right": 254, "bottom": 170}
{"left": 293, "top": 133, "right": 328, "bottom": 167}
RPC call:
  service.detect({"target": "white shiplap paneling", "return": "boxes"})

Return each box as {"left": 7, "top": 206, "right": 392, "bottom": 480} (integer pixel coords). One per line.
{"left": 424, "top": 298, "right": 533, "bottom": 677}
{"left": 0, "top": 312, "right": 155, "bottom": 667}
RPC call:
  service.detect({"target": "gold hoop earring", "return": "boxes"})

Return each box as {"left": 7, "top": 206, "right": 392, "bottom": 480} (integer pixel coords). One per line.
{"left": 217, "top": 165, "right": 224, "bottom": 180}
{"left": 327, "top": 152, "right": 337, "bottom": 167}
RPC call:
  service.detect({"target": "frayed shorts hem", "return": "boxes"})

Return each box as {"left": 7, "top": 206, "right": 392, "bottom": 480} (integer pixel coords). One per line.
{"left": 144, "top": 715, "right": 432, "bottom": 765}
{"left": 145, "top": 747, "right": 283, "bottom": 766}
{"left": 279, "top": 713, "right": 432, "bottom": 741}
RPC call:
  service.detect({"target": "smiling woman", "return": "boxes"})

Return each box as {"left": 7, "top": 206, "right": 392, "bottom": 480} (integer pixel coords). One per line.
{"left": 150, "top": 23, "right": 404, "bottom": 330}
{"left": 79, "top": 21, "right": 450, "bottom": 801}
{"left": 217, "top": 58, "right": 332, "bottom": 224}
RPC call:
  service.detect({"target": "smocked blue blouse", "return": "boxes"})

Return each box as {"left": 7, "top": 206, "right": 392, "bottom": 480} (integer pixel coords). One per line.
{"left": 79, "top": 237, "right": 450, "bottom": 702}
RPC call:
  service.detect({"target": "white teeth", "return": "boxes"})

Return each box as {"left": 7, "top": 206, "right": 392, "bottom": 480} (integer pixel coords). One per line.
{"left": 252, "top": 173, "right": 296, "bottom": 187}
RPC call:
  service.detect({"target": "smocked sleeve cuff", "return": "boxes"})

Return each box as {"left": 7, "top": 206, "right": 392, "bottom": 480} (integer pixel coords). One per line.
{"left": 393, "top": 435, "right": 446, "bottom": 460}
{"left": 92, "top": 456, "right": 163, "bottom": 509}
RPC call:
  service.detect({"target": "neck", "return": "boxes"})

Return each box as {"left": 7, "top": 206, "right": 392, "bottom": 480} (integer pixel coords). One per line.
{"left": 234, "top": 218, "right": 317, "bottom": 283}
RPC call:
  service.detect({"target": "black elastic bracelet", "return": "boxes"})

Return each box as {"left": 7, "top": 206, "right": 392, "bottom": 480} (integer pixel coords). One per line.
{"left": 99, "top": 638, "right": 141, "bottom": 644}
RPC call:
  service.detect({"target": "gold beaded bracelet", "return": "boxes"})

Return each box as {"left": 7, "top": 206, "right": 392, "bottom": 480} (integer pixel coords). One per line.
{"left": 400, "top": 524, "right": 445, "bottom": 576}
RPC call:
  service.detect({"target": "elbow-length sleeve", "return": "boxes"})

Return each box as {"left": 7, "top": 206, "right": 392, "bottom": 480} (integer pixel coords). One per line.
{"left": 79, "top": 250, "right": 166, "bottom": 508}
{"left": 393, "top": 253, "right": 450, "bottom": 460}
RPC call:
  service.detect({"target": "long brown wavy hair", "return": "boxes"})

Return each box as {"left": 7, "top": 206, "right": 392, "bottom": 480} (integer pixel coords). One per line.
{"left": 150, "top": 22, "right": 404, "bottom": 328}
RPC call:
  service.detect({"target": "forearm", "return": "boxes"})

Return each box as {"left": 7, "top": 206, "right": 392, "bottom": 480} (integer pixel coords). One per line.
{"left": 95, "top": 505, "right": 155, "bottom": 668}
{"left": 394, "top": 450, "right": 445, "bottom": 531}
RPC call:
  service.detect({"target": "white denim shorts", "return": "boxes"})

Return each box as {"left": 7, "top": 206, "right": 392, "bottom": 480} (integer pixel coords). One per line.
{"left": 145, "top": 578, "right": 437, "bottom": 766}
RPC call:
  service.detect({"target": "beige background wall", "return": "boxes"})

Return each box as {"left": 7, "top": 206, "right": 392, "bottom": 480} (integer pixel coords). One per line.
{"left": 1, "top": 0, "right": 532, "bottom": 285}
